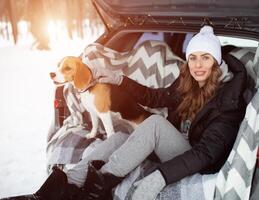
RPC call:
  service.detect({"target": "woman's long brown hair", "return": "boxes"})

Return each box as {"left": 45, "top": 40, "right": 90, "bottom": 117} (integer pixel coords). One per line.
{"left": 176, "top": 61, "right": 222, "bottom": 122}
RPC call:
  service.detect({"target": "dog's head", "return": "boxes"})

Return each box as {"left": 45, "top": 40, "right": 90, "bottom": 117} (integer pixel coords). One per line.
{"left": 50, "top": 56, "right": 93, "bottom": 90}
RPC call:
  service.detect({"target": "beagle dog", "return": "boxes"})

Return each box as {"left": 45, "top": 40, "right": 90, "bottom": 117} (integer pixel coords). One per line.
{"left": 50, "top": 56, "right": 151, "bottom": 138}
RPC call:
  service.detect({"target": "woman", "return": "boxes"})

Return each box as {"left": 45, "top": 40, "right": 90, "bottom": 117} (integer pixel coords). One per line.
{"left": 2, "top": 26, "right": 247, "bottom": 200}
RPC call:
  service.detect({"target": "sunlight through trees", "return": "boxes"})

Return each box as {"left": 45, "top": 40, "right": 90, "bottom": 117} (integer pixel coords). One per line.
{"left": 0, "top": 0, "right": 103, "bottom": 49}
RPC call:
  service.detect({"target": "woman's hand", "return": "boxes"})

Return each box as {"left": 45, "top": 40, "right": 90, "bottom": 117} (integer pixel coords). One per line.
{"left": 129, "top": 170, "right": 166, "bottom": 200}
{"left": 91, "top": 66, "right": 123, "bottom": 85}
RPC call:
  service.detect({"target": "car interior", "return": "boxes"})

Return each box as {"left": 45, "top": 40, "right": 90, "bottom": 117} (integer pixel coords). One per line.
{"left": 53, "top": 30, "right": 258, "bottom": 128}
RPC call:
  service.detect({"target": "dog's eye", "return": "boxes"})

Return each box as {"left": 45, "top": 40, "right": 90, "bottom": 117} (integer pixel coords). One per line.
{"left": 64, "top": 66, "right": 71, "bottom": 71}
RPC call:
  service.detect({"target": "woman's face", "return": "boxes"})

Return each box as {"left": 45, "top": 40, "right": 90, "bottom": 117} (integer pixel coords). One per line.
{"left": 188, "top": 51, "right": 215, "bottom": 87}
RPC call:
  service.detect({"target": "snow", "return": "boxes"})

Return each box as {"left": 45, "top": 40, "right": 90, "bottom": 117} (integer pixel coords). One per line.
{"left": 0, "top": 36, "right": 98, "bottom": 198}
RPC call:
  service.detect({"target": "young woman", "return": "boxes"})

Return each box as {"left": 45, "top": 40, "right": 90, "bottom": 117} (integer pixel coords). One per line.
{"left": 2, "top": 26, "right": 248, "bottom": 200}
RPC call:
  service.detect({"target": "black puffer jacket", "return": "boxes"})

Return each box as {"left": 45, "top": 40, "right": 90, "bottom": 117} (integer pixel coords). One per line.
{"left": 119, "top": 54, "right": 247, "bottom": 185}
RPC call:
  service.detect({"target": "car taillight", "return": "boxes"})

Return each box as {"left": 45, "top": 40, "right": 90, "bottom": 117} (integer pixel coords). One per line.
{"left": 54, "top": 99, "right": 60, "bottom": 108}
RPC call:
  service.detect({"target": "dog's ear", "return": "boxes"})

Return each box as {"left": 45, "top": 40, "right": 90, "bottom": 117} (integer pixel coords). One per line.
{"left": 74, "top": 60, "right": 92, "bottom": 90}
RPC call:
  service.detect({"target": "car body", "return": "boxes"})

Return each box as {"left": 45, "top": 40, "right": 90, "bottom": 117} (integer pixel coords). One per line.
{"left": 47, "top": 0, "right": 259, "bottom": 199}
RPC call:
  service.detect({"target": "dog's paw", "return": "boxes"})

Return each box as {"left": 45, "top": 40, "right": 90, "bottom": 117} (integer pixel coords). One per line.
{"left": 106, "top": 131, "right": 115, "bottom": 138}
{"left": 86, "top": 131, "right": 97, "bottom": 139}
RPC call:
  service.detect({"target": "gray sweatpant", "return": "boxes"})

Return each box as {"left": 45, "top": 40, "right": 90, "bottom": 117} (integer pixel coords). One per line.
{"left": 66, "top": 115, "right": 191, "bottom": 187}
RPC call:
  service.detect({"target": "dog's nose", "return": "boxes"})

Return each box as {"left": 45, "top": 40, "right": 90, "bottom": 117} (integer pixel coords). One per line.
{"left": 50, "top": 72, "right": 56, "bottom": 79}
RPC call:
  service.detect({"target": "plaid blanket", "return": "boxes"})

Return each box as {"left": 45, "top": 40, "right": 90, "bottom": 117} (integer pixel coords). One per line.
{"left": 47, "top": 41, "right": 259, "bottom": 200}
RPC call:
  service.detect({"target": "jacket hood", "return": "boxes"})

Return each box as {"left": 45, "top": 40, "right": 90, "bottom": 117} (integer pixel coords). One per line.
{"left": 216, "top": 54, "right": 247, "bottom": 112}
{"left": 218, "top": 60, "right": 233, "bottom": 83}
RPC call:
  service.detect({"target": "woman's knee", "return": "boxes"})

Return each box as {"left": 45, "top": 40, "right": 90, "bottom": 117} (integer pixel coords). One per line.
{"left": 130, "top": 114, "right": 170, "bottom": 140}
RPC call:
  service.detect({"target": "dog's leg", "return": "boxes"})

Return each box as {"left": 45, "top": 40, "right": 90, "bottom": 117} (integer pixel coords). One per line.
{"left": 87, "top": 110, "right": 99, "bottom": 138}
{"left": 98, "top": 112, "right": 115, "bottom": 138}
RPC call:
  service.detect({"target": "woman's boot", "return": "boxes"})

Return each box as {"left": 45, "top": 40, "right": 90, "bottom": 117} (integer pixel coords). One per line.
{"left": 1, "top": 167, "right": 81, "bottom": 200}
{"left": 83, "top": 160, "right": 124, "bottom": 200}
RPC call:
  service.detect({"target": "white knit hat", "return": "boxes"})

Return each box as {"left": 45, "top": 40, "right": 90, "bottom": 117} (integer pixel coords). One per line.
{"left": 186, "top": 26, "right": 222, "bottom": 65}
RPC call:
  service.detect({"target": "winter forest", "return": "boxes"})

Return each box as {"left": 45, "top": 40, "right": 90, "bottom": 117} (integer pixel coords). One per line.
{"left": 0, "top": 0, "right": 103, "bottom": 50}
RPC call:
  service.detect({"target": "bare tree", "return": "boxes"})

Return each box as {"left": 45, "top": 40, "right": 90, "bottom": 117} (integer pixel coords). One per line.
{"left": 27, "top": 0, "right": 50, "bottom": 50}
{"left": 0, "top": 0, "right": 18, "bottom": 43}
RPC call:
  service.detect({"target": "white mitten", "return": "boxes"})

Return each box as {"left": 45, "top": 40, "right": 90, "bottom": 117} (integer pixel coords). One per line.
{"left": 90, "top": 66, "right": 123, "bottom": 85}
{"left": 130, "top": 170, "right": 166, "bottom": 200}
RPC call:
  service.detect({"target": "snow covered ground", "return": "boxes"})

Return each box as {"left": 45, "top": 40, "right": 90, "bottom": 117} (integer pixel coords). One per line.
{"left": 0, "top": 35, "right": 99, "bottom": 198}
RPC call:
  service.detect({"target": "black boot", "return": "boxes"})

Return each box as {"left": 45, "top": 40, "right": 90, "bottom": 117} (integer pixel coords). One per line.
{"left": 1, "top": 167, "right": 81, "bottom": 200}
{"left": 83, "top": 160, "right": 124, "bottom": 200}
{"left": 0, "top": 195, "right": 41, "bottom": 200}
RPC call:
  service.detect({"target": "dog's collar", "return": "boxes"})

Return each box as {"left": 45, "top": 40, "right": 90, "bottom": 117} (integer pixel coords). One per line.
{"left": 77, "top": 79, "right": 98, "bottom": 93}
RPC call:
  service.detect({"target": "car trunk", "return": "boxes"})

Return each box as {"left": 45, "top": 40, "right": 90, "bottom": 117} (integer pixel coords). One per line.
{"left": 92, "top": 0, "right": 259, "bottom": 36}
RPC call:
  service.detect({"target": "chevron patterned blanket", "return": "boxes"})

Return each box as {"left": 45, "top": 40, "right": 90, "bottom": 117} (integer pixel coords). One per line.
{"left": 47, "top": 41, "right": 259, "bottom": 200}
{"left": 213, "top": 47, "right": 259, "bottom": 200}
{"left": 82, "top": 40, "right": 182, "bottom": 88}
